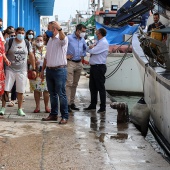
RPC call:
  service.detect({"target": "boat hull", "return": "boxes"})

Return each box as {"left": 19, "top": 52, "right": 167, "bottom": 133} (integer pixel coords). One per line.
{"left": 105, "top": 53, "right": 143, "bottom": 93}
{"left": 132, "top": 33, "right": 170, "bottom": 146}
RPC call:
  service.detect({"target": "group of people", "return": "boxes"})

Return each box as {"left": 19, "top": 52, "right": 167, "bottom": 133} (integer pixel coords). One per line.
{"left": 0, "top": 18, "right": 109, "bottom": 124}
{"left": 0, "top": 12, "right": 166, "bottom": 125}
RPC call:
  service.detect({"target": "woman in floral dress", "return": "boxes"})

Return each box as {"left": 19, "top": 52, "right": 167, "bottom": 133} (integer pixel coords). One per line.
{"left": 29, "top": 35, "right": 50, "bottom": 113}
{"left": 0, "top": 38, "right": 10, "bottom": 98}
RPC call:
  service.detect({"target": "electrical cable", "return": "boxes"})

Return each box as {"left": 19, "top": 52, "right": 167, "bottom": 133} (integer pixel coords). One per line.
{"left": 105, "top": 34, "right": 133, "bottom": 79}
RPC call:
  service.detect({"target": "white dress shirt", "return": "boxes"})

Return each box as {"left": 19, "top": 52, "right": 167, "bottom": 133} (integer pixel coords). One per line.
{"left": 45, "top": 34, "right": 68, "bottom": 67}
{"left": 87, "top": 37, "right": 109, "bottom": 65}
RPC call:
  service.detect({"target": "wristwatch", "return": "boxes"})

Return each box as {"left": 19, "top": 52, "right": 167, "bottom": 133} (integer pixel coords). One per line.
{"left": 58, "top": 28, "right": 62, "bottom": 31}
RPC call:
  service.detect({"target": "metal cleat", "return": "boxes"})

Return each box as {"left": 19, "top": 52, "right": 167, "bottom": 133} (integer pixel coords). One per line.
{"left": 110, "top": 102, "right": 129, "bottom": 123}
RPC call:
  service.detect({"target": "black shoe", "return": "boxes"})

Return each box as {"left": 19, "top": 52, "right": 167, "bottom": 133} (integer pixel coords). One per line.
{"left": 83, "top": 105, "right": 96, "bottom": 111}
{"left": 68, "top": 105, "right": 72, "bottom": 113}
{"left": 97, "top": 108, "right": 106, "bottom": 113}
{"left": 70, "top": 104, "right": 79, "bottom": 111}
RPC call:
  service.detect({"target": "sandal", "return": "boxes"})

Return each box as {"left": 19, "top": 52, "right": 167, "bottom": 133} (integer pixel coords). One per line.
{"left": 7, "top": 101, "right": 15, "bottom": 107}
{"left": 33, "top": 109, "right": 40, "bottom": 113}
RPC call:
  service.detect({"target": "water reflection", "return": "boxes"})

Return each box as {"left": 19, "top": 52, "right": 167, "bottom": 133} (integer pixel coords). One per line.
{"left": 90, "top": 112, "right": 106, "bottom": 143}
{"left": 110, "top": 123, "right": 128, "bottom": 142}
{"left": 90, "top": 111, "right": 129, "bottom": 143}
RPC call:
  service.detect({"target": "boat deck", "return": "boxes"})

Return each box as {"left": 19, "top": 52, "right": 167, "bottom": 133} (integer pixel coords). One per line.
{"left": 133, "top": 33, "right": 170, "bottom": 82}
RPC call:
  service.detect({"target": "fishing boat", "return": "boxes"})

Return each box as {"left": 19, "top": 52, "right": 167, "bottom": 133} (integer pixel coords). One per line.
{"left": 89, "top": 0, "right": 170, "bottom": 154}
{"left": 132, "top": 0, "right": 170, "bottom": 154}
{"left": 89, "top": 0, "right": 151, "bottom": 94}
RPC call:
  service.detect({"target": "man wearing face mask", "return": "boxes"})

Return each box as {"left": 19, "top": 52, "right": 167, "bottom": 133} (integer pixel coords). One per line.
{"left": 41, "top": 21, "right": 69, "bottom": 124}
{"left": 66, "top": 24, "right": 87, "bottom": 112}
{"left": 84, "top": 28, "right": 109, "bottom": 113}
{"left": 0, "top": 27, "right": 36, "bottom": 116}
{"left": 147, "top": 13, "right": 167, "bottom": 43}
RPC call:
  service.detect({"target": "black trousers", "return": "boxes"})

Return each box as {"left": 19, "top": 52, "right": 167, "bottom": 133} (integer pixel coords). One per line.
{"left": 11, "top": 81, "right": 17, "bottom": 101}
{"left": 89, "top": 64, "right": 107, "bottom": 109}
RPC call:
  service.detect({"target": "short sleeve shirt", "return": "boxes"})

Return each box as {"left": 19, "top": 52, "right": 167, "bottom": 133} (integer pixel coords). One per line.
{"left": 5, "top": 38, "right": 32, "bottom": 72}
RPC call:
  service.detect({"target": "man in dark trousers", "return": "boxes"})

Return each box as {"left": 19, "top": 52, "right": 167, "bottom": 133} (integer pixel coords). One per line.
{"left": 84, "top": 28, "right": 109, "bottom": 113}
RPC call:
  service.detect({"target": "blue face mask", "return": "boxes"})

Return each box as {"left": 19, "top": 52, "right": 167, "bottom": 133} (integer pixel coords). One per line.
{"left": 46, "top": 30, "right": 53, "bottom": 37}
{"left": 17, "top": 34, "right": 25, "bottom": 41}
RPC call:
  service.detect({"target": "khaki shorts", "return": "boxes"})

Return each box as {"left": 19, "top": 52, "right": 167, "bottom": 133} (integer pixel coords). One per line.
{"left": 5, "top": 70, "right": 27, "bottom": 93}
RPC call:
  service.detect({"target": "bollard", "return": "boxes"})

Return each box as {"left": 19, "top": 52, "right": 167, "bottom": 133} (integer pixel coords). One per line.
{"left": 110, "top": 102, "right": 129, "bottom": 123}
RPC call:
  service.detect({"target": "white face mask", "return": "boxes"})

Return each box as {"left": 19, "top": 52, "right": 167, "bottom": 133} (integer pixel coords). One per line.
{"left": 17, "top": 34, "right": 25, "bottom": 41}
{"left": 80, "top": 32, "right": 86, "bottom": 38}
{"left": 36, "top": 42, "right": 43, "bottom": 47}
{"left": 28, "top": 34, "right": 33, "bottom": 39}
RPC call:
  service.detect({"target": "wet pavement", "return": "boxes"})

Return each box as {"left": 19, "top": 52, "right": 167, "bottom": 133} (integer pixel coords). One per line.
{"left": 0, "top": 76, "right": 169, "bottom": 170}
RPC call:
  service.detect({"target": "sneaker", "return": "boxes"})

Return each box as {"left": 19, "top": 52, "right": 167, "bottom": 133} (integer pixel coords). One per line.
{"left": 0, "top": 107, "right": 5, "bottom": 115}
{"left": 83, "top": 105, "right": 96, "bottom": 111}
{"left": 68, "top": 105, "right": 72, "bottom": 113}
{"left": 17, "top": 109, "right": 26, "bottom": 116}
{"left": 70, "top": 104, "right": 79, "bottom": 111}
{"left": 97, "top": 108, "right": 106, "bottom": 113}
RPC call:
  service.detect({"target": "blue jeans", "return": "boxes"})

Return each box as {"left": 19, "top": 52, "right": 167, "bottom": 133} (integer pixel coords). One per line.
{"left": 46, "top": 67, "right": 68, "bottom": 119}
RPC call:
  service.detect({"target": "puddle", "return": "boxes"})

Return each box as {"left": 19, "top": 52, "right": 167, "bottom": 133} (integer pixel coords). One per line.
{"left": 110, "top": 133, "right": 128, "bottom": 140}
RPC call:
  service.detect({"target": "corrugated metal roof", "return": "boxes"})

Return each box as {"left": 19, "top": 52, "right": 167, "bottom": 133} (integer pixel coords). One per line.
{"left": 33, "top": 0, "right": 55, "bottom": 16}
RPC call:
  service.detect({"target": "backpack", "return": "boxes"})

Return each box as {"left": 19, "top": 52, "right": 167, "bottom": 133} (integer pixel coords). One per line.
{"left": 7, "top": 38, "right": 30, "bottom": 54}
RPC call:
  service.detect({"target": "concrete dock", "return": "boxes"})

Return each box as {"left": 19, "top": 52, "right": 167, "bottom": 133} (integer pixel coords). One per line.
{"left": 0, "top": 76, "right": 169, "bottom": 170}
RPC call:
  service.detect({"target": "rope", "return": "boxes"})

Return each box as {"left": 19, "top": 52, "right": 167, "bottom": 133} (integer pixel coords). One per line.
{"left": 105, "top": 34, "right": 133, "bottom": 79}
{"left": 85, "top": 32, "right": 136, "bottom": 79}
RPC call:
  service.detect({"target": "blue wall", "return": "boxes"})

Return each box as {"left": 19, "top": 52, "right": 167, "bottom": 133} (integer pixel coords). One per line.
{"left": 0, "top": 0, "right": 3, "bottom": 19}
{"left": 0, "top": 0, "right": 42, "bottom": 35}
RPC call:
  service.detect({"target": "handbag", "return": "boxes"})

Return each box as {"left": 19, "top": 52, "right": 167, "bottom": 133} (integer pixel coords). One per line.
{"left": 28, "top": 70, "right": 36, "bottom": 80}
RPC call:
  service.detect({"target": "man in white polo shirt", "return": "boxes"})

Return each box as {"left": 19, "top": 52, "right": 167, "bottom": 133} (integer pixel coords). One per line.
{"left": 41, "top": 21, "right": 69, "bottom": 124}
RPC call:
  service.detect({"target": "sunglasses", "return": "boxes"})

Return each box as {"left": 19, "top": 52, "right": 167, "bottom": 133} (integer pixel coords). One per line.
{"left": 10, "top": 35, "right": 16, "bottom": 38}
{"left": 29, "top": 33, "right": 34, "bottom": 35}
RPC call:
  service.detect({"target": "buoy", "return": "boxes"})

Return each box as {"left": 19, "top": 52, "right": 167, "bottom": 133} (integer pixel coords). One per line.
{"left": 130, "top": 97, "right": 150, "bottom": 136}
